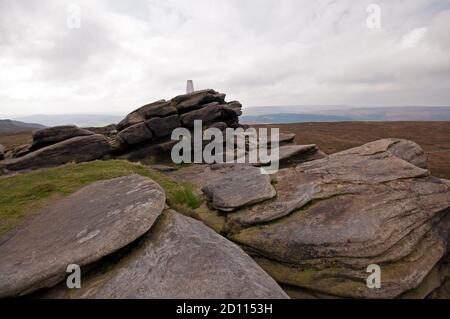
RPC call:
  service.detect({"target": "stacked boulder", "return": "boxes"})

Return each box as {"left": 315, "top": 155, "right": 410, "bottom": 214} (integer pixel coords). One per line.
{"left": 6, "top": 144, "right": 32, "bottom": 159}
{"left": 0, "top": 89, "right": 244, "bottom": 171}
{"left": 115, "top": 89, "right": 242, "bottom": 153}
{"left": 0, "top": 126, "right": 111, "bottom": 171}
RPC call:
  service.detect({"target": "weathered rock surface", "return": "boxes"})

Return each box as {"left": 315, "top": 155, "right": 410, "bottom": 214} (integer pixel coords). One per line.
{"left": 165, "top": 138, "right": 449, "bottom": 298}
{"left": 208, "top": 121, "right": 228, "bottom": 131}
{"left": 426, "top": 258, "right": 450, "bottom": 299}
{"left": 1, "top": 135, "right": 112, "bottom": 171}
{"left": 117, "top": 100, "right": 176, "bottom": 131}
{"left": 0, "top": 175, "right": 166, "bottom": 298}
{"left": 9, "top": 144, "right": 31, "bottom": 159}
{"left": 0, "top": 144, "right": 4, "bottom": 160}
{"left": 113, "top": 89, "right": 243, "bottom": 158}
{"left": 260, "top": 132, "right": 296, "bottom": 146}
{"left": 117, "top": 122, "right": 153, "bottom": 146}
{"left": 380, "top": 138, "right": 428, "bottom": 169}
{"left": 31, "top": 125, "right": 94, "bottom": 151}
{"left": 202, "top": 165, "right": 276, "bottom": 211}
{"left": 261, "top": 144, "right": 324, "bottom": 167}
{"left": 115, "top": 139, "right": 175, "bottom": 163}
{"left": 247, "top": 144, "right": 326, "bottom": 168}
{"left": 181, "top": 102, "right": 224, "bottom": 128}
{"left": 227, "top": 139, "right": 450, "bottom": 298}
{"left": 40, "top": 210, "right": 288, "bottom": 299}
{"left": 150, "top": 164, "right": 177, "bottom": 172}
{"left": 223, "top": 101, "right": 243, "bottom": 116}
{"left": 84, "top": 124, "right": 117, "bottom": 137}
{"left": 146, "top": 114, "right": 181, "bottom": 138}
{"left": 171, "top": 89, "right": 226, "bottom": 113}
{"left": 335, "top": 138, "right": 429, "bottom": 170}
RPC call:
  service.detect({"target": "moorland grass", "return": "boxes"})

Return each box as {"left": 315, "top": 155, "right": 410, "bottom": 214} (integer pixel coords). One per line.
{"left": 0, "top": 160, "right": 201, "bottom": 237}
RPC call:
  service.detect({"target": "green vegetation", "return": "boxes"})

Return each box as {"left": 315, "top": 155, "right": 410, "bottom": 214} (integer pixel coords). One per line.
{"left": 0, "top": 160, "right": 202, "bottom": 237}
{"left": 172, "top": 184, "right": 202, "bottom": 210}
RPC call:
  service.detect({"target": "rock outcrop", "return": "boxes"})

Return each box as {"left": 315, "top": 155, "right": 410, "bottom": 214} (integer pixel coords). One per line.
{"left": 0, "top": 175, "right": 166, "bottom": 298}
{"left": 117, "top": 100, "right": 173, "bottom": 131}
{"left": 1, "top": 135, "right": 112, "bottom": 171}
{"left": 264, "top": 132, "right": 296, "bottom": 145}
{"left": 118, "top": 122, "right": 153, "bottom": 146}
{"left": 146, "top": 114, "right": 181, "bottom": 138}
{"left": 40, "top": 210, "right": 288, "bottom": 299}
{"left": 0, "top": 144, "right": 4, "bottom": 161}
{"left": 8, "top": 144, "right": 31, "bottom": 159}
{"left": 1, "top": 88, "right": 448, "bottom": 300}
{"left": 0, "top": 125, "right": 114, "bottom": 171}
{"left": 0, "top": 172, "right": 287, "bottom": 299}
{"left": 30, "top": 125, "right": 94, "bottom": 151}
{"left": 1, "top": 90, "right": 324, "bottom": 171}
{"left": 253, "top": 144, "right": 326, "bottom": 168}
{"left": 172, "top": 89, "right": 226, "bottom": 113}
{"left": 202, "top": 165, "right": 276, "bottom": 211}
{"left": 84, "top": 124, "right": 117, "bottom": 137}
{"left": 114, "top": 89, "right": 243, "bottom": 159}
{"left": 0, "top": 89, "right": 247, "bottom": 170}
{"left": 166, "top": 138, "right": 450, "bottom": 299}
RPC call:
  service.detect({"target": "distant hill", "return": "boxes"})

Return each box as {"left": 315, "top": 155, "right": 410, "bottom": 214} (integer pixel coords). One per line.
{"left": 6, "top": 106, "right": 450, "bottom": 128}
{"left": 0, "top": 119, "right": 46, "bottom": 134}
{"left": 243, "top": 106, "right": 450, "bottom": 123}
{"left": 13, "top": 114, "right": 123, "bottom": 128}
{"left": 320, "top": 106, "right": 450, "bottom": 121}
{"left": 243, "top": 105, "right": 349, "bottom": 116}
{"left": 241, "top": 113, "right": 353, "bottom": 124}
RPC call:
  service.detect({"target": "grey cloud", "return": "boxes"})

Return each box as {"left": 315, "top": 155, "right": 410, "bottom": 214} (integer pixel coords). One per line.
{"left": 0, "top": 0, "right": 450, "bottom": 117}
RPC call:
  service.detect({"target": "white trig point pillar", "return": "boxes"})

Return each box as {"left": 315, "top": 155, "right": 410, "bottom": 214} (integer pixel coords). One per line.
{"left": 186, "top": 80, "right": 194, "bottom": 94}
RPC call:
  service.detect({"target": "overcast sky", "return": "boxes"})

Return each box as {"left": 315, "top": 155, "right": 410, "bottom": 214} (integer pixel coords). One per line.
{"left": 1, "top": 0, "right": 450, "bottom": 117}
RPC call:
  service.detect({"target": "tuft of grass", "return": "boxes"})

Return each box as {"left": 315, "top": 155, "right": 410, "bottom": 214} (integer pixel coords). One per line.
{"left": 0, "top": 160, "right": 202, "bottom": 237}
{"left": 172, "top": 184, "right": 202, "bottom": 210}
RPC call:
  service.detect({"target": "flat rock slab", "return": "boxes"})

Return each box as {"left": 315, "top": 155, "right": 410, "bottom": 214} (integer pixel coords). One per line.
{"left": 228, "top": 139, "right": 430, "bottom": 228}
{"left": 41, "top": 210, "right": 288, "bottom": 299}
{"left": 258, "top": 132, "right": 296, "bottom": 146}
{"left": 1, "top": 135, "right": 112, "bottom": 171}
{"left": 202, "top": 165, "right": 276, "bottom": 211}
{"left": 340, "top": 138, "right": 428, "bottom": 169}
{"left": 164, "top": 139, "right": 449, "bottom": 298}
{"left": 150, "top": 164, "right": 177, "bottom": 172}
{"left": 277, "top": 144, "right": 322, "bottom": 164}
{"left": 229, "top": 139, "right": 450, "bottom": 298}
{"left": 255, "top": 144, "right": 325, "bottom": 168}
{"left": 0, "top": 174, "right": 166, "bottom": 298}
